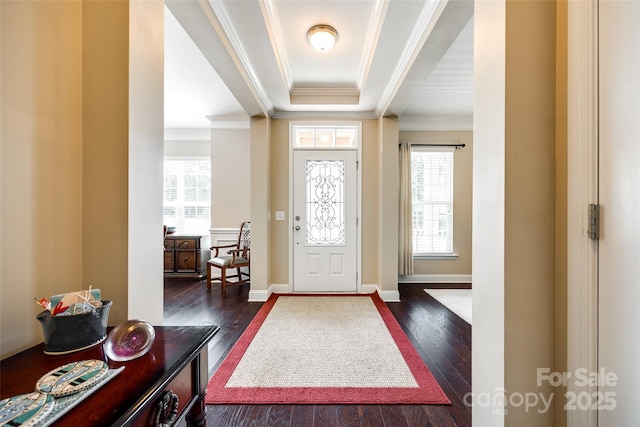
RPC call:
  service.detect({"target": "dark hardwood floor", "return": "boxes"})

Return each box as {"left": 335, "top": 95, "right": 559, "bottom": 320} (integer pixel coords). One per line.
{"left": 164, "top": 279, "right": 471, "bottom": 427}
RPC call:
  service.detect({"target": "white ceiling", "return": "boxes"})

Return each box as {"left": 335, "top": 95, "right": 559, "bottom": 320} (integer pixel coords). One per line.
{"left": 164, "top": 0, "right": 473, "bottom": 132}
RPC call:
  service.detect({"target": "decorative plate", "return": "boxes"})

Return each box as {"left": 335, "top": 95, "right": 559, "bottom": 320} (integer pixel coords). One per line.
{"left": 0, "top": 392, "right": 54, "bottom": 427}
{"left": 35, "top": 360, "right": 108, "bottom": 397}
{"left": 104, "top": 319, "right": 155, "bottom": 362}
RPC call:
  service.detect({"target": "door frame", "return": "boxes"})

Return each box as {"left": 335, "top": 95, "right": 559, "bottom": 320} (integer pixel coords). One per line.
{"left": 287, "top": 121, "right": 362, "bottom": 294}
{"left": 567, "top": 2, "right": 599, "bottom": 426}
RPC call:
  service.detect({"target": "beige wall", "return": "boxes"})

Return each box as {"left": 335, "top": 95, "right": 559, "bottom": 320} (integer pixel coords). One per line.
{"left": 378, "top": 117, "right": 400, "bottom": 295}
{"left": 361, "top": 120, "right": 381, "bottom": 286}
{"left": 504, "top": 1, "right": 557, "bottom": 425}
{"left": 211, "top": 129, "right": 250, "bottom": 228}
{"left": 82, "top": 0, "right": 130, "bottom": 325}
{"left": 400, "top": 130, "right": 473, "bottom": 276}
{"left": 249, "top": 117, "right": 271, "bottom": 297}
{"left": 268, "top": 120, "right": 289, "bottom": 285}
{"left": 1, "top": 0, "right": 84, "bottom": 358}
{"left": 1, "top": 0, "right": 164, "bottom": 358}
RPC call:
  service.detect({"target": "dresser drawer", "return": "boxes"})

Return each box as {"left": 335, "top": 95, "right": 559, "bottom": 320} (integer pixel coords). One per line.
{"left": 174, "top": 239, "right": 197, "bottom": 249}
{"left": 129, "top": 363, "right": 195, "bottom": 427}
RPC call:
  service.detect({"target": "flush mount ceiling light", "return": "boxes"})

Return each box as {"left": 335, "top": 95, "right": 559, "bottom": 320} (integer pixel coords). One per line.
{"left": 307, "top": 25, "right": 338, "bottom": 52}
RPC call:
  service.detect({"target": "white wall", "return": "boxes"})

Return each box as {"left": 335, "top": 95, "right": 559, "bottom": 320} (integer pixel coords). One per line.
{"left": 128, "top": 0, "right": 165, "bottom": 324}
{"left": 597, "top": 1, "right": 640, "bottom": 424}
{"left": 473, "top": 2, "right": 506, "bottom": 424}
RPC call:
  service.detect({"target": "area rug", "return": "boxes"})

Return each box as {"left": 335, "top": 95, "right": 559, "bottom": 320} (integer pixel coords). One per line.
{"left": 205, "top": 294, "right": 450, "bottom": 405}
{"left": 424, "top": 289, "right": 472, "bottom": 324}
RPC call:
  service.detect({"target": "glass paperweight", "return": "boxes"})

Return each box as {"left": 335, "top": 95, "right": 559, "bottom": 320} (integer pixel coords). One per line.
{"left": 104, "top": 320, "right": 155, "bottom": 362}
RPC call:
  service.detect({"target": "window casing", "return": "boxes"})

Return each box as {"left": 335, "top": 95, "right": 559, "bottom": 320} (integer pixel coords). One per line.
{"left": 411, "top": 147, "right": 454, "bottom": 255}
{"left": 163, "top": 158, "right": 211, "bottom": 234}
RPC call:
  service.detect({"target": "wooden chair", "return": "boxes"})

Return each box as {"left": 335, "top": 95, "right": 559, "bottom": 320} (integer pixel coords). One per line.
{"left": 206, "top": 221, "right": 250, "bottom": 297}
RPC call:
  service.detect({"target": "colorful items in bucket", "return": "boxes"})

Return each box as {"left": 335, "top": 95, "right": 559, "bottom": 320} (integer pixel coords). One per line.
{"left": 34, "top": 288, "right": 102, "bottom": 316}
{"left": 0, "top": 360, "right": 124, "bottom": 427}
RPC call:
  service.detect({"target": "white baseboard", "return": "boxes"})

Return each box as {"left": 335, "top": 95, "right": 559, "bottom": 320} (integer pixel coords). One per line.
{"left": 248, "top": 284, "right": 291, "bottom": 301}
{"left": 269, "top": 283, "right": 290, "bottom": 294}
{"left": 361, "top": 284, "right": 400, "bottom": 302}
{"left": 361, "top": 284, "right": 378, "bottom": 294}
{"left": 398, "top": 274, "right": 472, "bottom": 284}
{"left": 248, "top": 289, "right": 269, "bottom": 302}
{"left": 378, "top": 289, "right": 401, "bottom": 302}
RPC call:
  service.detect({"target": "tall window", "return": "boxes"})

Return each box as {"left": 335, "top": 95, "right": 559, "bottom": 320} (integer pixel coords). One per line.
{"left": 163, "top": 158, "right": 210, "bottom": 234}
{"left": 411, "top": 148, "right": 454, "bottom": 254}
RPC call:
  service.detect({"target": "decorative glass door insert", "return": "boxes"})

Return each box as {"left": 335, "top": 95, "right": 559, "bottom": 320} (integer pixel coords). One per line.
{"left": 305, "top": 160, "right": 346, "bottom": 246}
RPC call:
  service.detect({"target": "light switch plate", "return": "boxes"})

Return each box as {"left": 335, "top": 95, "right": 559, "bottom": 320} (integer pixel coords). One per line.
{"left": 275, "top": 211, "right": 285, "bottom": 221}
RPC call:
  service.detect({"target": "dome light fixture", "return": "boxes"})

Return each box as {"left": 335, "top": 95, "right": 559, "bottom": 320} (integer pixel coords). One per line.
{"left": 307, "top": 25, "right": 338, "bottom": 52}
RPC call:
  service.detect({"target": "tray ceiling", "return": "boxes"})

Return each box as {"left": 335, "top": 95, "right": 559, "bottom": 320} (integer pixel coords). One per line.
{"left": 164, "top": 0, "right": 473, "bottom": 131}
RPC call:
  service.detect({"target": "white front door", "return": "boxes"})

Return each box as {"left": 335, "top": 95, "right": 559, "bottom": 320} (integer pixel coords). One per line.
{"left": 292, "top": 150, "right": 357, "bottom": 292}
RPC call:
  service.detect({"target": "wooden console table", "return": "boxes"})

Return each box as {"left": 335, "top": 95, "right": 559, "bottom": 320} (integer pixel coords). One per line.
{"left": 0, "top": 325, "right": 219, "bottom": 426}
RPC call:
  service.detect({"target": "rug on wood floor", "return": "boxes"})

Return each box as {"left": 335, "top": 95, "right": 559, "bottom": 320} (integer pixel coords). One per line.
{"left": 205, "top": 294, "right": 450, "bottom": 405}
{"left": 424, "top": 289, "right": 472, "bottom": 324}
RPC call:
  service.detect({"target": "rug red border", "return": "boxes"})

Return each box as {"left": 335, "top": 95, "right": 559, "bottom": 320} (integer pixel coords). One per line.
{"left": 205, "top": 293, "right": 450, "bottom": 405}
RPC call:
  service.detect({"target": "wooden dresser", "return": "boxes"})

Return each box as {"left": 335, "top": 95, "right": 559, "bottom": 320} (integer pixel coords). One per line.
{"left": 164, "top": 235, "right": 210, "bottom": 280}
{"left": 0, "top": 326, "right": 219, "bottom": 426}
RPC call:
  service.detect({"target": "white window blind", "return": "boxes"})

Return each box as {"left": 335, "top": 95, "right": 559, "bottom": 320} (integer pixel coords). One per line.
{"left": 411, "top": 148, "right": 454, "bottom": 254}
{"left": 163, "top": 158, "right": 210, "bottom": 234}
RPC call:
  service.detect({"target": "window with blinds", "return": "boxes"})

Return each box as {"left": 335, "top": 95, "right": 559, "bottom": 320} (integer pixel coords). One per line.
{"left": 163, "top": 158, "right": 211, "bottom": 234}
{"left": 411, "top": 148, "right": 454, "bottom": 254}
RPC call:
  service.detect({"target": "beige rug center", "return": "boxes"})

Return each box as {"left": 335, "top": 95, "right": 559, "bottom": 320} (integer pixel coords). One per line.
{"left": 225, "top": 296, "right": 419, "bottom": 388}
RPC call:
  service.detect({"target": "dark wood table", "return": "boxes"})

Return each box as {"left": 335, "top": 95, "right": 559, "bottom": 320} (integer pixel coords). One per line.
{"left": 0, "top": 325, "right": 219, "bottom": 426}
